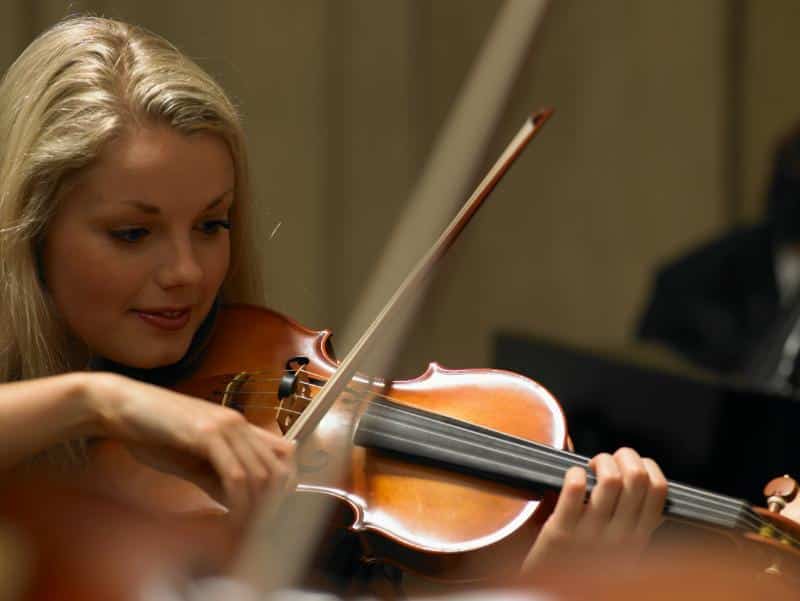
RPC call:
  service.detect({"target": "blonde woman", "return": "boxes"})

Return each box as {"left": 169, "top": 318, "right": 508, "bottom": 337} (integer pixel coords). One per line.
{"left": 0, "top": 16, "right": 293, "bottom": 522}
{"left": 0, "top": 15, "right": 666, "bottom": 584}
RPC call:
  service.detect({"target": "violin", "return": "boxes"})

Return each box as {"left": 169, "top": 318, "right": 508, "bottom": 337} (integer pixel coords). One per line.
{"left": 0, "top": 108, "right": 793, "bottom": 598}
{"left": 81, "top": 111, "right": 800, "bottom": 588}
{"left": 86, "top": 301, "right": 800, "bottom": 584}
{"left": 7, "top": 296, "right": 800, "bottom": 599}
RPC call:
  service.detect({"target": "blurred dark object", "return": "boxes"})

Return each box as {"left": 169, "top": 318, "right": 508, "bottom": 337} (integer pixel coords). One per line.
{"left": 742, "top": 290, "right": 800, "bottom": 393}
{"left": 766, "top": 123, "right": 800, "bottom": 244}
{"left": 494, "top": 332, "right": 800, "bottom": 505}
{"left": 637, "top": 222, "right": 778, "bottom": 373}
{"left": 638, "top": 125, "right": 800, "bottom": 383}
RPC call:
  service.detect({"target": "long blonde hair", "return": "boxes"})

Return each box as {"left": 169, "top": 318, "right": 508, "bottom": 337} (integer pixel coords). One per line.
{"left": 0, "top": 16, "right": 264, "bottom": 383}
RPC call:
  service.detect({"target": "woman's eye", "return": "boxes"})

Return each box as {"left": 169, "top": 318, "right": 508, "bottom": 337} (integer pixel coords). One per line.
{"left": 197, "top": 219, "right": 232, "bottom": 235}
{"left": 110, "top": 227, "right": 149, "bottom": 243}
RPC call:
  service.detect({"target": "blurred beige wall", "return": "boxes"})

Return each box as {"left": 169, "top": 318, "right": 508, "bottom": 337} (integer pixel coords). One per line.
{"left": 402, "top": 0, "right": 727, "bottom": 375}
{"left": 1, "top": 1, "right": 787, "bottom": 377}
{"left": 738, "top": 0, "right": 800, "bottom": 221}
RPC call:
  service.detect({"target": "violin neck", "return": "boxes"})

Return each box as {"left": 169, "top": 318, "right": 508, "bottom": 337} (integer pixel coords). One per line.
{"left": 354, "top": 398, "right": 757, "bottom": 534}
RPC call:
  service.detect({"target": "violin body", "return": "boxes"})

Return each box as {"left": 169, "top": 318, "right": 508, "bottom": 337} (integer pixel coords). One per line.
{"left": 88, "top": 304, "right": 800, "bottom": 583}
{"left": 90, "top": 303, "right": 568, "bottom": 580}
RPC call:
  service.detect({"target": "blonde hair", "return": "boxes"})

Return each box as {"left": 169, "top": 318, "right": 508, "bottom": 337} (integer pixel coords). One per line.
{"left": 0, "top": 16, "right": 264, "bottom": 383}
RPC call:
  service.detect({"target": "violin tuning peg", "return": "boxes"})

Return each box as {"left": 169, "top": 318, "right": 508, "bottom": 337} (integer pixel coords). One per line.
{"left": 763, "top": 475, "right": 798, "bottom": 513}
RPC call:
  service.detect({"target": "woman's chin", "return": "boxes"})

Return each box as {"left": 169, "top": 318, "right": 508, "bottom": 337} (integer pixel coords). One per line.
{"left": 108, "top": 346, "right": 190, "bottom": 370}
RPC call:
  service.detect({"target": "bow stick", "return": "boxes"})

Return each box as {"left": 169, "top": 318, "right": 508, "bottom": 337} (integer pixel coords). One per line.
{"left": 232, "top": 0, "right": 552, "bottom": 593}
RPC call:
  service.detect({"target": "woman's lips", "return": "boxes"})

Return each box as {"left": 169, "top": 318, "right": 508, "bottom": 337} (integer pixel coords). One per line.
{"left": 134, "top": 309, "right": 191, "bottom": 331}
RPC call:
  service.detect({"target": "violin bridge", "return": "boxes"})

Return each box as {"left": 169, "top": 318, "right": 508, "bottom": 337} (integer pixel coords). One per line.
{"left": 276, "top": 361, "right": 314, "bottom": 434}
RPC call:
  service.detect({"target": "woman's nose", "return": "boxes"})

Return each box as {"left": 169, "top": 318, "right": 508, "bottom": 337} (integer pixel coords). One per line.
{"left": 156, "top": 238, "right": 204, "bottom": 288}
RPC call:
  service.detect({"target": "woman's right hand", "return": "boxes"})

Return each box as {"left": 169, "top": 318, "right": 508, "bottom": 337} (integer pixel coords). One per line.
{"left": 86, "top": 372, "right": 295, "bottom": 521}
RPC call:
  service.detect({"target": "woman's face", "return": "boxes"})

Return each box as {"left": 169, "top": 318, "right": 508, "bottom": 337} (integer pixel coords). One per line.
{"left": 42, "top": 125, "right": 234, "bottom": 368}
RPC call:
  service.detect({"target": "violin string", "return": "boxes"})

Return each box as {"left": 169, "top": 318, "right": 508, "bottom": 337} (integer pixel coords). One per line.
{"left": 245, "top": 406, "right": 305, "bottom": 416}
{"left": 510, "top": 435, "right": 795, "bottom": 539}
{"left": 246, "top": 401, "right": 800, "bottom": 544}
{"left": 293, "top": 380, "right": 743, "bottom": 508}
{"left": 211, "top": 372, "right": 800, "bottom": 545}
{"left": 369, "top": 397, "right": 800, "bottom": 539}
{"left": 208, "top": 368, "right": 759, "bottom": 531}
{"left": 217, "top": 378, "right": 751, "bottom": 520}
{"left": 215, "top": 391, "right": 282, "bottom": 396}
{"left": 233, "top": 389, "right": 759, "bottom": 535}
{"left": 229, "top": 384, "right": 791, "bottom": 532}
{"left": 370, "top": 398, "right": 800, "bottom": 544}
{"left": 206, "top": 366, "right": 332, "bottom": 381}
{"left": 219, "top": 379, "right": 748, "bottom": 514}
{"left": 208, "top": 366, "right": 410, "bottom": 406}
{"left": 555, "top": 451, "right": 787, "bottom": 538}
{"left": 364, "top": 397, "right": 756, "bottom": 529}
{"left": 328, "top": 382, "right": 754, "bottom": 513}
{"left": 436, "top": 408, "right": 778, "bottom": 534}
{"left": 326, "top": 382, "right": 800, "bottom": 544}
{"left": 272, "top": 375, "right": 711, "bottom": 502}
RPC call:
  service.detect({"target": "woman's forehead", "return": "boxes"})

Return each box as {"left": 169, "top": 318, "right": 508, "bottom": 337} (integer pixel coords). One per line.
{"left": 63, "top": 126, "right": 235, "bottom": 215}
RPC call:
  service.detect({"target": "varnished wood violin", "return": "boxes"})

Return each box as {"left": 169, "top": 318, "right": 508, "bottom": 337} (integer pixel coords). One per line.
{"left": 84, "top": 111, "right": 800, "bottom": 587}
{"left": 84, "top": 301, "right": 800, "bottom": 585}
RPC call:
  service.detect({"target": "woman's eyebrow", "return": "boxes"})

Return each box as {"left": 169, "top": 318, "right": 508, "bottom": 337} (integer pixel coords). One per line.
{"left": 121, "top": 188, "right": 234, "bottom": 214}
{"left": 202, "top": 189, "right": 234, "bottom": 211}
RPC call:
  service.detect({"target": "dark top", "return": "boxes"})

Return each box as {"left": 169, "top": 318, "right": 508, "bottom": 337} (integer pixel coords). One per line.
{"left": 637, "top": 223, "right": 780, "bottom": 373}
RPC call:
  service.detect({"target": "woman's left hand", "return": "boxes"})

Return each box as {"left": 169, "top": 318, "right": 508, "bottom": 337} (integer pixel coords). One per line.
{"left": 522, "top": 447, "right": 668, "bottom": 573}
